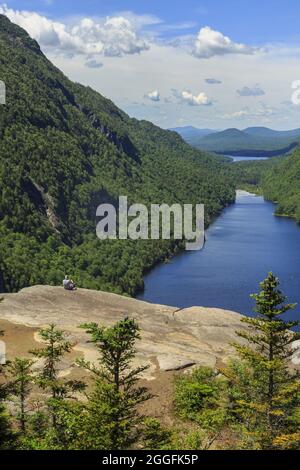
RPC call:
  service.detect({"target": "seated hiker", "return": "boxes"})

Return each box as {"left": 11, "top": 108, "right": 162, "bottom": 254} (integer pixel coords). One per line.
{"left": 63, "top": 275, "right": 76, "bottom": 291}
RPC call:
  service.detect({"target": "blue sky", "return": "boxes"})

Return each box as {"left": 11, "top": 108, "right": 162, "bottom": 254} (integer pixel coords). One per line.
{"left": 2, "top": 1, "right": 300, "bottom": 129}
{"left": 8, "top": 0, "right": 300, "bottom": 43}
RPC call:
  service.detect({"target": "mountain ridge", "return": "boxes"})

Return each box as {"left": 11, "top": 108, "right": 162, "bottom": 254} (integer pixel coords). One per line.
{"left": 0, "top": 14, "right": 235, "bottom": 295}
{"left": 174, "top": 125, "right": 300, "bottom": 156}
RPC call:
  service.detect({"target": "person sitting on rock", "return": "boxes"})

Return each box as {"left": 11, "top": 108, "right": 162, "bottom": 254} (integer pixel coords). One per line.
{"left": 63, "top": 275, "right": 76, "bottom": 291}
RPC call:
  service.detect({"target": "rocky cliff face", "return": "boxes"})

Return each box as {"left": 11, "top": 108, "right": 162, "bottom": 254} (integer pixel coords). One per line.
{"left": 1, "top": 285, "right": 299, "bottom": 380}
{"left": 0, "top": 285, "right": 247, "bottom": 378}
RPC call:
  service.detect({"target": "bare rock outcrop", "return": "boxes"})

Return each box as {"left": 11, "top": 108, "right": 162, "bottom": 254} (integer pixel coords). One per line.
{"left": 0, "top": 286, "right": 245, "bottom": 378}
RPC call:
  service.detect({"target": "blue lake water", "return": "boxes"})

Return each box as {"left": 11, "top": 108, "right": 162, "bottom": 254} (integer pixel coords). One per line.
{"left": 137, "top": 191, "right": 300, "bottom": 322}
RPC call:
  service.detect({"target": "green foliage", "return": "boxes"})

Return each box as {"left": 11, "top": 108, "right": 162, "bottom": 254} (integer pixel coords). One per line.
{"left": 80, "top": 318, "right": 148, "bottom": 385}
{"left": 170, "top": 274, "right": 300, "bottom": 450}
{"left": 0, "top": 403, "right": 14, "bottom": 449}
{"left": 0, "top": 14, "right": 235, "bottom": 296}
{"left": 224, "top": 145, "right": 300, "bottom": 226}
{"left": 229, "top": 157, "right": 279, "bottom": 192}
{"left": 1, "top": 320, "right": 152, "bottom": 450}
{"left": 141, "top": 418, "right": 172, "bottom": 450}
{"left": 18, "top": 401, "right": 87, "bottom": 450}
{"left": 174, "top": 367, "right": 226, "bottom": 418}
{"left": 7, "top": 358, "right": 34, "bottom": 433}
{"left": 30, "top": 324, "right": 85, "bottom": 428}
{"left": 31, "top": 325, "right": 71, "bottom": 396}
{"left": 225, "top": 272, "right": 300, "bottom": 449}
{"left": 174, "top": 367, "right": 228, "bottom": 449}
{"left": 79, "top": 319, "right": 152, "bottom": 449}
{"left": 231, "top": 145, "right": 300, "bottom": 224}
{"left": 187, "top": 128, "right": 300, "bottom": 155}
{"left": 0, "top": 278, "right": 300, "bottom": 451}
{"left": 0, "top": 323, "right": 15, "bottom": 448}
{"left": 263, "top": 146, "right": 300, "bottom": 222}
{"left": 167, "top": 429, "right": 206, "bottom": 450}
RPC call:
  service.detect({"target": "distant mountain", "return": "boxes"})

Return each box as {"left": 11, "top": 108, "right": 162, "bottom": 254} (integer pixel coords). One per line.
{"left": 170, "top": 126, "right": 217, "bottom": 145}
{"left": 244, "top": 127, "right": 300, "bottom": 138}
{"left": 0, "top": 14, "right": 235, "bottom": 295}
{"left": 183, "top": 126, "right": 300, "bottom": 157}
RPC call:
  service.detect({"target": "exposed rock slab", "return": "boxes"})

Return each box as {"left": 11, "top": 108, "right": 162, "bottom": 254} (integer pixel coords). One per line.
{"left": 0, "top": 286, "right": 245, "bottom": 378}
{"left": 291, "top": 340, "right": 300, "bottom": 366}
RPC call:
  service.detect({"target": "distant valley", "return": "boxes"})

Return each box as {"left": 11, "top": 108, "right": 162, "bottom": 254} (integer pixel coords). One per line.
{"left": 172, "top": 126, "right": 300, "bottom": 157}
{"left": 0, "top": 14, "right": 235, "bottom": 296}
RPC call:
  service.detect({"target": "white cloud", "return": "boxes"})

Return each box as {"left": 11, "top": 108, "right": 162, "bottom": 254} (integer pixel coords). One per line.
{"left": 180, "top": 90, "right": 212, "bottom": 106}
{"left": 52, "top": 38, "right": 300, "bottom": 129}
{"left": 193, "top": 26, "right": 257, "bottom": 59}
{"left": 255, "top": 103, "right": 277, "bottom": 117}
{"left": 0, "top": 4, "right": 149, "bottom": 57}
{"left": 223, "top": 103, "right": 277, "bottom": 120}
{"left": 222, "top": 110, "right": 250, "bottom": 119}
{"left": 237, "top": 85, "right": 265, "bottom": 97}
{"left": 2, "top": 3, "right": 299, "bottom": 129}
{"left": 85, "top": 58, "right": 103, "bottom": 69}
{"left": 112, "top": 11, "right": 162, "bottom": 29}
{"left": 205, "top": 78, "right": 222, "bottom": 84}
{"left": 146, "top": 90, "right": 160, "bottom": 102}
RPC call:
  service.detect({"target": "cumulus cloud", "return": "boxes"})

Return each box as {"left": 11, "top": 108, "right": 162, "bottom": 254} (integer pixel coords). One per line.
{"left": 205, "top": 78, "right": 222, "bottom": 85}
{"left": 223, "top": 103, "right": 276, "bottom": 120}
{"left": 85, "top": 58, "right": 103, "bottom": 69}
{"left": 237, "top": 85, "right": 266, "bottom": 97}
{"left": 113, "top": 11, "right": 162, "bottom": 29}
{"left": 145, "top": 90, "right": 160, "bottom": 102}
{"left": 173, "top": 89, "right": 212, "bottom": 106}
{"left": 193, "top": 26, "right": 257, "bottom": 59}
{"left": 182, "top": 90, "right": 211, "bottom": 106}
{"left": 255, "top": 102, "right": 277, "bottom": 117}
{"left": 0, "top": 4, "right": 149, "bottom": 57}
{"left": 222, "top": 110, "right": 250, "bottom": 119}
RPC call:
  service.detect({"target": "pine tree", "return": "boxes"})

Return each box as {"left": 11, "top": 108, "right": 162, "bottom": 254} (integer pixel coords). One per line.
{"left": 31, "top": 324, "right": 85, "bottom": 428}
{"left": 7, "top": 358, "right": 34, "bottom": 433}
{"left": 0, "top": 310, "right": 14, "bottom": 449}
{"left": 173, "top": 366, "right": 229, "bottom": 449}
{"left": 227, "top": 272, "right": 300, "bottom": 449}
{"left": 79, "top": 318, "right": 152, "bottom": 450}
{"left": 142, "top": 418, "right": 172, "bottom": 450}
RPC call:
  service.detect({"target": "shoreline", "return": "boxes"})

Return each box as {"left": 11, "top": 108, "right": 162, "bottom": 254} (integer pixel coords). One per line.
{"left": 236, "top": 189, "right": 258, "bottom": 197}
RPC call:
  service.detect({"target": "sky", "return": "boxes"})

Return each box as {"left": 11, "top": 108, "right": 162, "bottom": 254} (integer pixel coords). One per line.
{"left": 1, "top": 0, "right": 300, "bottom": 129}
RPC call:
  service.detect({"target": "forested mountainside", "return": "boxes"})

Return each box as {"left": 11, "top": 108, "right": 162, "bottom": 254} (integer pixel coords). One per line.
{"left": 180, "top": 127, "right": 300, "bottom": 157}
{"left": 228, "top": 157, "right": 280, "bottom": 194}
{"left": 227, "top": 145, "right": 300, "bottom": 223}
{"left": 0, "top": 15, "right": 235, "bottom": 294}
{"left": 263, "top": 146, "right": 300, "bottom": 222}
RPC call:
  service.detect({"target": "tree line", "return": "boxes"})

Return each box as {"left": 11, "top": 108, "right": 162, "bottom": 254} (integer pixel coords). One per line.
{"left": 0, "top": 15, "right": 235, "bottom": 296}
{"left": 0, "top": 273, "right": 300, "bottom": 450}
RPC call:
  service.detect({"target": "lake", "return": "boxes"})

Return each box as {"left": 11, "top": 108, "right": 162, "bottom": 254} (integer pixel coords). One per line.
{"left": 229, "top": 156, "right": 269, "bottom": 162}
{"left": 137, "top": 191, "right": 300, "bottom": 321}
